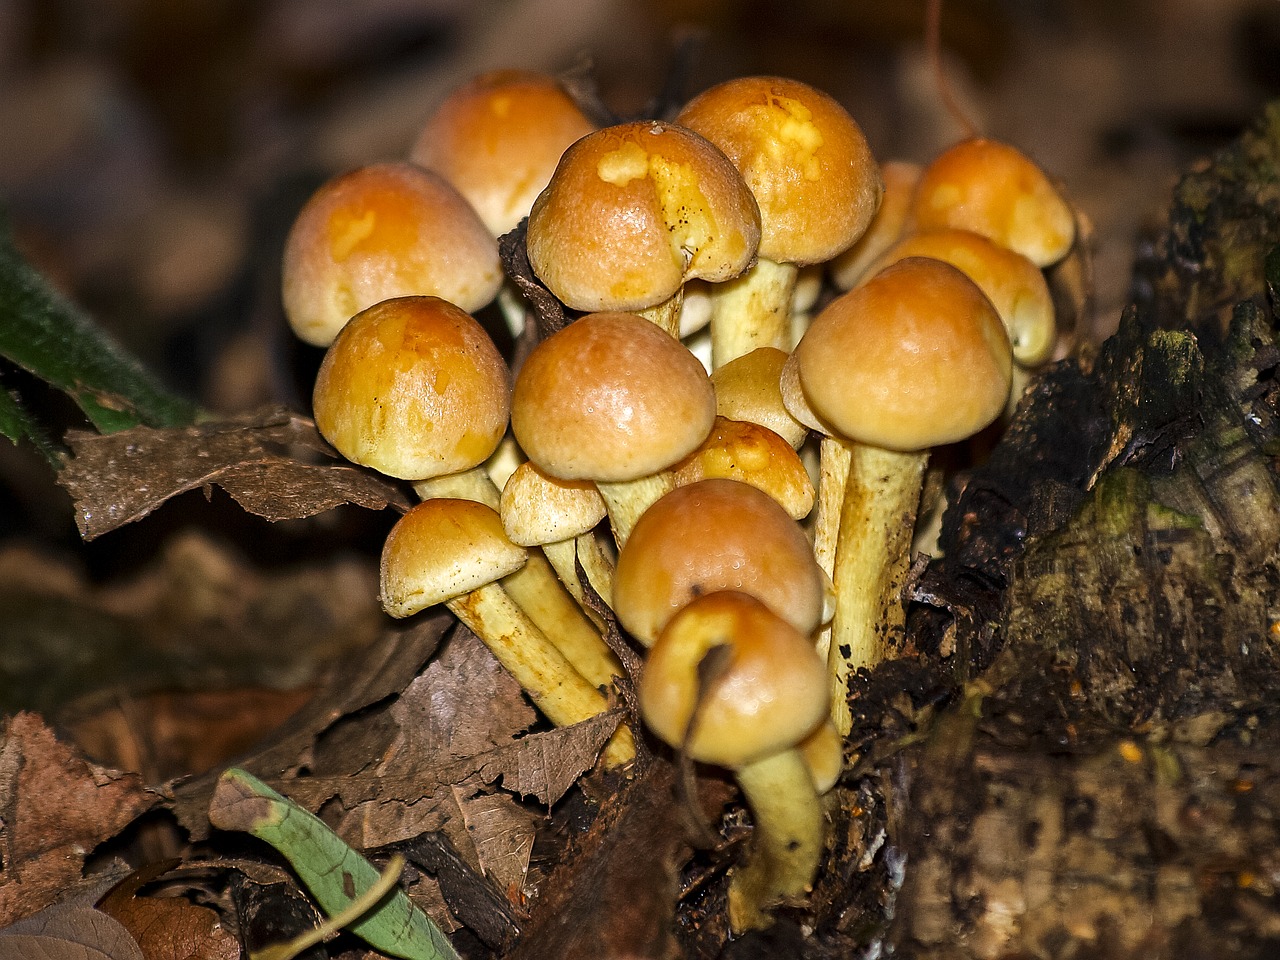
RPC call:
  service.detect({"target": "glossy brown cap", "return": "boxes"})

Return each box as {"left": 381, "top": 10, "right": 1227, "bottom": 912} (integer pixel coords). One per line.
{"left": 639, "top": 590, "right": 828, "bottom": 768}
{"left": 380, "top": 498, "right": 527, "bottom": 616}
{"left": 862, "top": 228, "right": 1056, "bottom": 366}
{"left": 710, "top": 346, "right": 809, "bottom": 448}
{"left": 613, "top": 478, "right": 825, "bottom": 646}
{"left": 410, "top": 70, "right": 595, "bottom": 237}
{"left": 282, "top": 162, "right": 502, "bottom": 346}
{"left": 511, "top": 312, "right": 716, "bottom": 483}
{"left": 911, "top": 138, "right": 1075, "bottom": 267}
{"left": 829, "top": 159, "right": 922, "bottom": 289}
{"left": 671, "top": 416, "right": 815, "bottom": 519}
{"left": 526, "top": 121, "right": 761, "bottom": 312}
{"left": 313, "top": 296, "right": 510, "bottom": 480}
{"left": 793, "top": 257, "right": 1012, "bottom": 451}
{"left": 678, "top": 76, "right": 882, "bottom": 265}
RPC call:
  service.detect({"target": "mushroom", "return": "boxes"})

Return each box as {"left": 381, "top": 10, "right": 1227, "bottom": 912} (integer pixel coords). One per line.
{"left": 281, "top": 163, "right": 501, "bottom": 347}
{"left": 382, "top": 498, "right": 633, "bottom": 767}
{"left": 676, "top": 76, "right": 882, "bottom": 368}
{"left": 860, "top": 228, "right": 1056, "bottom": 368}
{"left": 409, "top": 69, "right": 596, "bottom": 337}
{"left": 788, "top": 258, "right": 1012, "bottom": 733}
{"left": 410, "top": 69, "right": 595, "bottom": 238}
{"left": 500, "top": 460, "right": 617, "bottom": 628}
{"left": 670, "top": 416, "right": 815, "bottom": 520}
{"left": 709, "top": 346, "right": 809, "bottom": 449}
{"left": 525, "top": 121, "right": 761, "bottom": 336}
{"left": 510, "top": 311, "right": 716, "bottom": 545}
{"left": 910, "top": 137, "right": 1076, "bottom": 268}
{"left": 612, "top": 478, "right": 825, "bottom": 647}
{"left": 311, "top": 296, "right": 509, "bottom": 484}
{"left": 828, "top": 159, "right": 923, "bottom": 290}
{"left": 638, "top": 590, "right": 830, "bottom": 931}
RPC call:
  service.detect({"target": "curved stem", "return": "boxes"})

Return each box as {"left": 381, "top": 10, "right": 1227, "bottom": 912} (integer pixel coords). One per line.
{"left": 727, "top": 748, "right": 824, "bottom": 932}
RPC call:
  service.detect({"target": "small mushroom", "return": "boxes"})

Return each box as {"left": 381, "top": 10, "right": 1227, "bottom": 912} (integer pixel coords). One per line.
{"left": 710, "top": 346, "right": 809, "bottom": 449}
{"left": 612, "top": 478, "right": 825, "bottom": 647}
{"left": 677, "top": 76, "right": 882, "bottom": 367}
{"left": 381, "top": 498, "right": 633, "bottom": 767}
{"left": 281, "top": 163, "right": 501, "bottom": 347}
{"left": 511, "top": 311, "right": 716, "bottom": 545}
{"left": 828, "top": 159, "right": 923, "bottom": 290}
{"left": 670, "top": 416, "right": 815, "bottom": 520}
{"left": 639, "top": 591, "right": 830, "bottom": 931}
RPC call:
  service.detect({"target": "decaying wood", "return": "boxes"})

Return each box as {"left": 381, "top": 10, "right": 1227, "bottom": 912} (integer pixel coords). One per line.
{"left": 819, "top": 106, "right": 1280, "bottom": 959}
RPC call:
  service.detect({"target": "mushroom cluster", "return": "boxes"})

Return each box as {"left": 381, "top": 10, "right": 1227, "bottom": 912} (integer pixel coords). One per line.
{"left": 280, "top": 68, "right": 1074, "bottom": 931}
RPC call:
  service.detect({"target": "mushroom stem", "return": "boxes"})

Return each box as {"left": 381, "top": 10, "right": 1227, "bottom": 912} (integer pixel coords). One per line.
{"left": 597, "top": 471, "right": 675, "bottom": 547}
{"left": 502, "top": 550, "right": 623, "bottom": 688}
{"left": 828, "top": 443, "right": 928, "bottom": 735}
{"left": 727, "top": 747, "right": 825, "bottom": 932}
{"left": 709, "top": 257, "right": 798, "bottom": 369}
{"left": 447, "top": 583, "right": 634, "bottom": 768}
{"left": 542, "top": 535, "right": 615, "bottom": 629}
{"left": 811, "top": 436, "right": 852, "bottom": 665}
{"left": 417, "top": 467, "right": 623, "bottom": 693}
{"left": 636, "top": 289, "right": 685, "bottom": 338}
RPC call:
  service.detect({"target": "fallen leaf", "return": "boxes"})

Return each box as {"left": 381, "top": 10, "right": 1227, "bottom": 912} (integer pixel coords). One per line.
{"left": 58, "top": 407, "right": 411, "bottom": 540}
{"left": 98, "top": 863, "right": 239, "bottom": 960}
{"left": 0, "top": 903, "right": 145, "bottom": 960}
{"left": 0, "top": 713, "right": 157, "bottom": 926}
{"left": 474, "top": 710, "right": 623, "bottom": 806}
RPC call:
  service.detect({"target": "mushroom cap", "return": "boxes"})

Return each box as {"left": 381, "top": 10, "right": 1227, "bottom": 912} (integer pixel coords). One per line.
{"left": 829, "top": 159, "right": 923, "bottom": 290}
{"left": 677, "top": 75, "right": 882, "bottom": 266}
{"left": 500, "top": 460, "right": 607, "bottom": 546}
{"left": 671, "top": 416, "right": 815, "bottom": 520}
{"left": 282, "top": 163, "right": 502, "bottom": 347}
{"left": 613, "top": 478, "right": 825, "bottom": 646}
{"left": 710, "top": 346, "right": 809, "bottom": 448}
{"left": 380, "top": 498, "right": 528, "bottom": 617}
{"left": 410, "top": 69, "right": 596, "bottom": 237}
{"left": 793, "top": 257, "right": 1012, "bottom": 451}
{"left": 525, "top": 121, "right": 761, "bottom": 313}
{"left": 911, "top": 137, "right": 1075, "bottom": 267}
{"left": 639, "top": 590, "right": 828, "bottom": 769}
{"left": 511, "top": 312, "right": 716, "bottom": 483}
{"left": 863, "top": 228, "right": 1056, "bottom": 366}
{"left": 798, "top": 719, "right": 843, "bottom": 794}
{"left": 313, "top": 296, "right": 511, "bottom": 480}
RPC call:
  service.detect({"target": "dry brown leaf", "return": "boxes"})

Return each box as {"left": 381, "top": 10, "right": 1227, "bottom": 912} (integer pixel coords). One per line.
{"left": 98, "top": 866, "right": 239, "bottom": 960}
{"left": 474, "top": 710, "right": 622, "bottom": 806}
{"left": 59, "top": 407, "right": 412, "bottom": 540}
{"left": 0, "top": 713, "right": 157, "bottom": 926}
{"left": 0, "top": 903, "right": 145, "bottom": 960}
{"left": 455, "top": 789, "right": 538, "bottom": 903}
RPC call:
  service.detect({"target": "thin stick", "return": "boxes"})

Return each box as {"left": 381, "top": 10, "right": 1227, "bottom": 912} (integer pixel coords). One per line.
{"left": 926, "top": 0, "right": 980, "bottom": 140}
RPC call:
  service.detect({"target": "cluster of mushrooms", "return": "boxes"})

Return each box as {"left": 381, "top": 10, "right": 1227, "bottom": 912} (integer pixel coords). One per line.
{"left": 280, "top": 70, "right": 1076, "bottom": 931}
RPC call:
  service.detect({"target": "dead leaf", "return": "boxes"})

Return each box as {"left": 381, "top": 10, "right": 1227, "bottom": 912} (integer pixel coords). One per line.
{"left": 59, "top": 407, "right": 412, "bottom": 540}
{"left": 0, "top": 903, "right": 145, "bottom": 960}
{"left": 474, "top": 710, "right": 622, "bottom": 806}
{"left": 169, "top": 612, "right": 453, "bottom": 840}
{"left": 98, "top": 864, "right": 239, "bottom": 960}
{"left": 0, "top": 713, "right": 157, "bottom": 926}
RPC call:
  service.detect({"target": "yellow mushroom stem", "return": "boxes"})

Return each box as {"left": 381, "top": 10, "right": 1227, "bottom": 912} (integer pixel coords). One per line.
{"left": 727, "top": 747, "right": 825, "bottom": 933}
{"left": 446, "top": 583, "right": 634, "bottom": 768}
{"left": 828, "top": 444, "right": 928, "bottom": 735}
{"left": 708, "top": 257, "right": 799, "bottom": 369}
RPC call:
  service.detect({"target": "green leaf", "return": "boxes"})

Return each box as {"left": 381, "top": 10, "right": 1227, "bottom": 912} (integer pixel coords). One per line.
{"left": 0, "top": 369, "right": 60, "bottom": 463}
{"left": 0, "top": 220, "right": 199, "bottom": 435}
{"left": 209, "top": 768, "right": 461, "bottom": 960}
